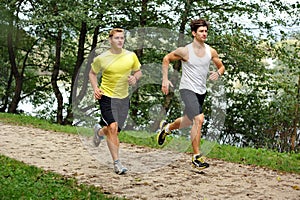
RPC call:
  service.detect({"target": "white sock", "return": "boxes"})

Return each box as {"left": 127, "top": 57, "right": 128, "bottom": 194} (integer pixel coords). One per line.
{"left": 114, "top": 159, "right": 120, "bottom": 164}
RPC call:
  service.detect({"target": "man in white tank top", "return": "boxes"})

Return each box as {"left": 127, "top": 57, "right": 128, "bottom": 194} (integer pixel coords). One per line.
{"left": 157, "top": 19, "right": 225, "bottom": 170}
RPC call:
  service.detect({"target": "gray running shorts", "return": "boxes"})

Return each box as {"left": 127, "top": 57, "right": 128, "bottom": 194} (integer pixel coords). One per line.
{"left": 180, "top": 89, "right": 206, "bottom": 121}
{"left": 98, "top": 95, "right": 130, "bottom": 132}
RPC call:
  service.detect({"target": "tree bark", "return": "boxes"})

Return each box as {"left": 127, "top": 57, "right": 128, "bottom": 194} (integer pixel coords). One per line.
{"left": 52, "top": 28, "right": 64, "bottom": 124}
{"left": 65, "top": 21, "right": 88, "bottom": 125}
{"left": 7, "top": 23, "right": 23, "bottom": 113}
{"left": 0, "top": 68, "right": 13, "bottom": 112}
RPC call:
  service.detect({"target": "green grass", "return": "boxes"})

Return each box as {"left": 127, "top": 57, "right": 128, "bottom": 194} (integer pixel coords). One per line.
{"left": 208, "top": 143, "right": 300, "bottom": 173}
{"left": 0, "top": 155, "right": 123, "bottom": 199}
{"left": 0, "top": 112, "right": 299, "bottom": 199}
{"left": 0, "top": 113, "right": 77, "bottom": 134}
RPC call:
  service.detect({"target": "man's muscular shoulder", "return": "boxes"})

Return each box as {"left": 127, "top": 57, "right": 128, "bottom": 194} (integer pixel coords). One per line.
{"left": 174, "top": 46, "right": 189, "bottom": 61}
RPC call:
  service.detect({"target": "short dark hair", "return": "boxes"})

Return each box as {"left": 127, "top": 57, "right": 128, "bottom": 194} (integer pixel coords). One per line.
{"left": 190, "top": 19, "right": 210, "bottom": 32}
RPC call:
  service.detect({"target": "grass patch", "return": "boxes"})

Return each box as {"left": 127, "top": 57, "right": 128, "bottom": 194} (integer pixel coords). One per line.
{"left": 0, "top": 112, "right": 77, "bottom": 134}
{"left": 208, "top": 144, "right": 300, "bottom": 173}
{"left": 0, "top": 155, "right": 123, "bottom": 199}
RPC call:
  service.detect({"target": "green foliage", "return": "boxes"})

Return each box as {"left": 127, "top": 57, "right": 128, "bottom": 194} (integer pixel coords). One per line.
{"left": 1, "top": 0, "right": 299, "bottom": 151}
{"left": 263, "top": 39, "right": 300, "bottom": 152}
{"left": 0, "top": 155, "right": 123, "bottom": 199}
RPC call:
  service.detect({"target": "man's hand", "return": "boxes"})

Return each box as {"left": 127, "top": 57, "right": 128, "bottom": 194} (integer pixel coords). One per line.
{"left": 94, "top": 88, "right": 104, "bottom": 100}
{"left": 161, "top": 79, "right": 173, "bottom": 95}
{"left": 128, "top": 75, "right": 137, "bottom": 85}
{"left": 209, "top": 71, "right": 220, "bottom": 81}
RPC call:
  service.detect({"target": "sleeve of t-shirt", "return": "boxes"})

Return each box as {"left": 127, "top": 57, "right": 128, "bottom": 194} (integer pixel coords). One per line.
{"left": 91, "top": 56, "right": 102, "bottom": 74}
{"left": 132, "top": 53, "right": 141, "bottom": 71}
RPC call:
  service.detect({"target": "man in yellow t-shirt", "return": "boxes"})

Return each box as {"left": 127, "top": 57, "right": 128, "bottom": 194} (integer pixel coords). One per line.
{"left": 89, "top": 28, "right": 142, "bottom": 175}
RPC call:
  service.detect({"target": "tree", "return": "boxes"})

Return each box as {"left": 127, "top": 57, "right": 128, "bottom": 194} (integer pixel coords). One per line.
{"left": 0, "top": 0, "right": 39, "bottom": 113}
{"left": 265, "top": 37, "right": 300, "bottom": 152}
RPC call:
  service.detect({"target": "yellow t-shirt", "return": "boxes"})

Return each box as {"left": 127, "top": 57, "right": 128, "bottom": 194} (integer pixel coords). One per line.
{"left": 91, "top": 49, "right": 141, "bottom": 98}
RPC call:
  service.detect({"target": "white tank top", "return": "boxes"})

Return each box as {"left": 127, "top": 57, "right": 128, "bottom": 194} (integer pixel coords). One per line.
{"left": 179, "top": 43, "right": 211, "bottom": 94}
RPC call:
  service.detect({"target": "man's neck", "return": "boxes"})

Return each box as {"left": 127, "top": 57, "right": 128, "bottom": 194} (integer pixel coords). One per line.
{"left": 193, "top": 38, "right": 205, "bottom": 49}
{"left": 110, "top": 48, "right": 123, "bottom": 54}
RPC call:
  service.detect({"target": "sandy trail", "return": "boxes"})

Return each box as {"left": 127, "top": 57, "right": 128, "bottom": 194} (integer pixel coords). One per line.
{"left": 0, "top": 123, "right": 299, "bottom": 200}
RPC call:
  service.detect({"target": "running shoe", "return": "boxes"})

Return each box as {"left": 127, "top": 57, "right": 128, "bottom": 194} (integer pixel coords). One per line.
{"left": 93, "top": 124, "right": 104, "bottom": 147}
{"left": 114, "top": 160, "right": 128, "bottom": 175}
{"left": 157, "top": 120, "right": 171, "bottom": 145}
{"left": 192, "top": 154, "right": 209, "bottom": 170}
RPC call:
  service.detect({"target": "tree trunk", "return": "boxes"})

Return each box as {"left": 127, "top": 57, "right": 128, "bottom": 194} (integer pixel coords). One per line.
{"left": 7, "top": 23, "right": 23, "bottom": 113}
{"left": 65, "top": 21, "right": 87, "bottom": 125}
{"left": 135, "top": 0, "right": 148, "bottom": 58}
{"left": 0, "top": 68, "right": 13, "bottom": 112}
{"left": 76, "top": 25, "right": 100, "bottom": 106}
{"left": 52, "top": 28, "right": 64, "bottom": 124}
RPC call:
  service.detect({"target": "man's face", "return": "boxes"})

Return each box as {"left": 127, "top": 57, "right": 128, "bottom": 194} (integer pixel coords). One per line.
{"left": 109, "top": 32, "right": 125, "bottom": 49}
{"left": 192, "top": 26, "right": 208, "bottom": 42}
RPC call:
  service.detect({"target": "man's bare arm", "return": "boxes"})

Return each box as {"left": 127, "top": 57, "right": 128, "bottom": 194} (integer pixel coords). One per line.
{"left": 89, "top": 69, "right": 103, "bottom": 99}
{"left": 209, "top": 47, "right": 225, "bottom": 80}
{"left": 162, "top": 47, "right": 187, "bottom": 95}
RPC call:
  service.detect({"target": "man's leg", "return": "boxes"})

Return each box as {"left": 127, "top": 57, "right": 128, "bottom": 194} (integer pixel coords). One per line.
{"left": 168, "top": 114, "right": 192, "bottom": 131}
{"left": 110, "top": 97, "right": 129, "bottom": 174}
{"left": 166, "top": 113, "right": 204, "bottom": 155}
{"left": 158, "top": 89, "right": 198, "bottom": 144}
{"left": 101, "top": 122, "right": 119, "bottom": 161}
{"left": 190, "top": 113, "right": 209, "bottom": 170}
{"left": 157, "top": 115, "right": 192, "bottom": 145}
{"left": 102, "top": 122, "right": 127, "bottom": 174}
{"left": 96, "top": 96, "right": 128, "bottom": 174}
{"left": 97, "top": 127, "right": 105, "bottom": 137}
{"left": 190, "top": 113, "right": 204, "bottom": 155}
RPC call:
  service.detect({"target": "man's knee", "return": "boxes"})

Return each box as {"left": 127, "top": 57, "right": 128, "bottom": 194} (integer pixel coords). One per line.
{"left": 107, "top": 122, "right": 118, "bottom": 134}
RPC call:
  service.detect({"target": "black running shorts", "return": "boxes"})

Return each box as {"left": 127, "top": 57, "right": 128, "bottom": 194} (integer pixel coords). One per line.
{"left": 180, "top": 89, "right": 206, "bottom": 121}
{"left": 98, "top": 95, "right": 130, "bottom": 132}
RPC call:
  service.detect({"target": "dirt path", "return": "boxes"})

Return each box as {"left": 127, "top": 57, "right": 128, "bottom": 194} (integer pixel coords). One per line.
{"left": 0, "top": 123, "right": 299, "bottom": 200}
